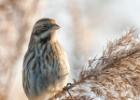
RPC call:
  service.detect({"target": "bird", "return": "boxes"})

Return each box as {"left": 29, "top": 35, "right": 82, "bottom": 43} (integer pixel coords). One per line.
{"left": 22, "top": 18, "right": 70, "bottom": 100}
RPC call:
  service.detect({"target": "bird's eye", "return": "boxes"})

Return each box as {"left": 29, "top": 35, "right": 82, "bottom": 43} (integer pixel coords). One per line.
{"left": 42, "top": 24, "right": 51, "bottom": 30}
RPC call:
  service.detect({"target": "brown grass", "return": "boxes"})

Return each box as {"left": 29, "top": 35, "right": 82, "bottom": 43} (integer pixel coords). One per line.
{"left": 51, "top": 29, "right": 140, "bottom": 100}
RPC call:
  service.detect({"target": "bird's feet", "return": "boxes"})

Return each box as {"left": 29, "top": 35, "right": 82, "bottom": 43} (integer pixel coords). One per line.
{"left": 63, "top": 83, "right": 73, "bottom": 98}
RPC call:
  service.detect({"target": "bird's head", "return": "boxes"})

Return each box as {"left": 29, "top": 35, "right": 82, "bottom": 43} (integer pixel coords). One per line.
{"left": 31, "top": 18, "right": 60, "bottom": 41}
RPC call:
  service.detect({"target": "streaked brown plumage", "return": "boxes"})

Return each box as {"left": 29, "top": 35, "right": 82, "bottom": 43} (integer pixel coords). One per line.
{"left": 22, "top": 18, "right": 69, "bottom": 100}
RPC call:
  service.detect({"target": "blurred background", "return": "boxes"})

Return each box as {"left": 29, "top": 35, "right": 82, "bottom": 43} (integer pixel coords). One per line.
{"left": 0, "top": 0, "right": 140, "bottom": 99}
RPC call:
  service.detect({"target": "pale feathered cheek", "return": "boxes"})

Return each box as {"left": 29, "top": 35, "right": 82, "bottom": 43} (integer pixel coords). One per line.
{"left": 39, "top": 31, "right": 50, "bottom": 39}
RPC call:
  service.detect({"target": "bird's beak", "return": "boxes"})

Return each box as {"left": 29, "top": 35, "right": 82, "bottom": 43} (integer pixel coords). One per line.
{"left": 53, "top": 24, "right": 60, "bottom": 30}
